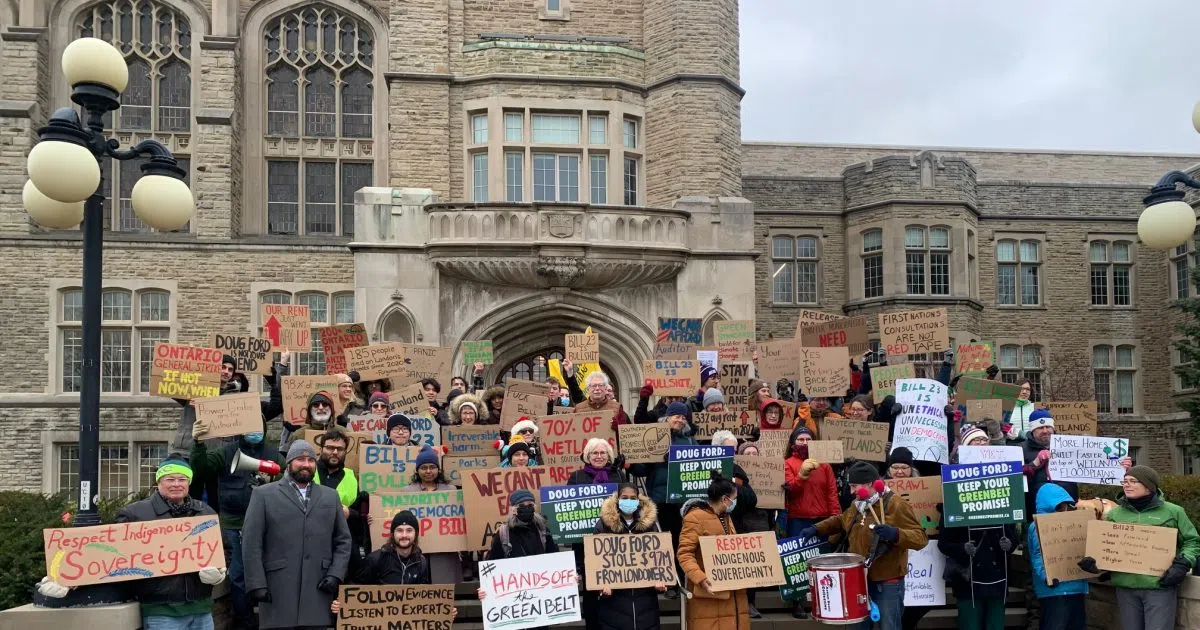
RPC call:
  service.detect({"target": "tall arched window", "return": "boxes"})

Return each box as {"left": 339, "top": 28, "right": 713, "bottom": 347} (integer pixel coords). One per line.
{"left": 76, "top": 0, "right": 192, "bottom": 233}
{"left": 262, "top": 3, "right": 375, "bottom": 237}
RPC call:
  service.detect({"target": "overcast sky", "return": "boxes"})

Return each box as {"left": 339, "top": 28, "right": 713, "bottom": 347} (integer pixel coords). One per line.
{"left": 740, "top": 1, "right": 1199, "bottom": 153}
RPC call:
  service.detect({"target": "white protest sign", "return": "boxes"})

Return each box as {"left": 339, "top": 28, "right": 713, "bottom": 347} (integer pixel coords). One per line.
{"left": 409, "top": 414, "right": 442, "bottom": 450}
{"left": 959, "top": 445, "right": 1029, "bottom": 492}
{"left": 904, "top": 541, "right": 946, "bottom": 606}
{"left": 479, "top": 550, "right": 581, "bottom": 630}
{"left": 891, "top": 379, "right": 949, "bottom": 464}
{"left": 1048, "top": 435, "right": 1129, "bottom": 486}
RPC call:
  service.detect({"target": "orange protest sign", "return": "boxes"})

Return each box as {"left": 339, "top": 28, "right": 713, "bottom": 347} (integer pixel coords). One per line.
{"left": 261, "top": 303, "right": 311, "bottom": 351}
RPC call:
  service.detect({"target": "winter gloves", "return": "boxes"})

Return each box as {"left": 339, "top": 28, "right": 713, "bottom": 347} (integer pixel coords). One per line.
{"left": 1159, "top": 556, "right": 1192, "bottom": 588}
{"left": 37, "top": 576, "right": 68, "bottom": 598}
{"left": 874, "top": 525, "right": 899, "bottom": 543}
{"left": 249, "top": 588, "right": 272, "bottom": 604}
{"left": 639, "top": 384, "right": 654, "bottom": 399}
{"left": 797, "top": 526, "right": 818, "bottom": 540}
{"left": 317, "top": 575, "right": 342, "bottom": 595}
{"left": 1077, "top": 556, "right": 1101, "bottom": 574}
{"left": 799, "top": 458, "right": 821, "bottom": 478}
{"left": 963, "top": 541, "right": 978, "bottom": 556}
{"left": 198, "top": 566, "right": 227, "bottom": 585}
{"left": 192, "top": 419, "right": 209, "bottom": 439}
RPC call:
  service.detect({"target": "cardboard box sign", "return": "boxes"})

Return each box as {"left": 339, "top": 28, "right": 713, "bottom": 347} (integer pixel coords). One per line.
{"left": 798, "top": 315, "right": 870, "bottom": 355}
{"left": 44, "top": 516, "right": 225, "bottom": 587}
{"left": 806, "top": 440, "right": 844, "bottom": 464}
{"left": 755, "top": 338, "right": 802, "bottom": 383}
{"left": 734, "top": 455, "right": 785, "bottom": 510}
{"left": 799, "top": 346, "right": 850, "bottom": 397}
{"left": 565, "top": 333, "right": 600, "bottom": 364}
{"left": 714, "top": 320, "right": 755, "bottom": 362}
{"left": 462, "top": 340, "right": 494, "bottom": 365}
{"left": 755, "top": 429, "right": 792, "bottom": 460}
{"left": 336, "top": 585, "right": 454, "bottom": 630}
{"left": 720, "top": 362, "right": 753, "bottom": 410}
{"left": 888, "top": 476, "right": 943, "bottom": 532}
{"left": 396, "top": 344, "right": 454, "bottom": 392}
{"left": 1045, "top": 401, "right": 1098, "bottom": 436}
{"left": 358, "top": 444, "right": 423, "bottom": 493}
{"left": 699, "top": 532, "right": 787, "bottom": 591}
{"left": 1034, "top": 509, "right": 1096, "bottom": 585}
{"left": 692, "top": 410, "right": 756, "bottom": 440}
{"left": 657, "top": 317, "right": 703, "bottom": 345}
{"left": 617, "top": 424, "right": 672, "bottom": 464}
{"left": 318, "top": 323, "right": 368, "bottom": 376}
{"left": 441, "top": 424, "right": 501, "bottom": 456}
{"left": 642, "top": 359, "right": 700, "bottom": 397}
{"left": 653, "top": 341, "right": 697, "bottom": 361}
{"left": 368, "top": 491, "right": 467, "bottom": 554}
{"left": 462, "top": 466, "right": 554, "bottom": 551}
{"left": 869, "top": 362, "right": 916, "bottom": 399}
{"left": 878, "top": 307, "right": 949, "bottom": 356}
{"left": 955, "top": 343, "right": 994, "bottom": 377}
{"left": 499, "top": 379, "right": 551, "bottom": 430}
{"left": 539, "top": 412, "right": 616, "bottom": 469}
{"left": 149, "top": 342, "right": 222, "bottom": 400}
{"left": 963, "top": 399, "right": 1004, "bottom": 424}
{"left": 819, "top": 419, "right": 889, "bottom": 462}
{"left": 194, "top": 391, "right": 263, "bottom": 439}
{"left": 1086, "top": 520, "right": 1177, "bottom": 577}
{"left": 954, "top": 376, "right": 1023, "bottom": 410}
{"left": 209, "top": 333, "right": 274, "bottom": 376}
{"left": 584, "top": 532, "right": 677, "bottom": 591}
{"left": 344, "top": 343, "right": 406, "bottom": 382}
{"left": 792, "top": 309, "right": 845, "bottom": 337}
{"left": 302, "top": 429, "right": 372, "bottom": 473}
{"left": 260, "top": 303, "right": 311, "bottom": 351}
{"left": 282, "top": 375, "right": 345, "bottom": 428}
{"left": 443, "top": 454, "right": 501, "bottom": 487}
{"left": 388, "top": 382, "right": 428, "bottom": 418}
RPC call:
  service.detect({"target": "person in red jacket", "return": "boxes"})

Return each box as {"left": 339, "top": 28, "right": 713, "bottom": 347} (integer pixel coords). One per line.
{"left": 783, "top": 426, "right": 840, "bottom": 534}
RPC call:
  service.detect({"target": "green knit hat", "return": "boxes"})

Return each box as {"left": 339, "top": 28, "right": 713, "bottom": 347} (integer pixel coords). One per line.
{"left": 156, "top": 458, "right": 193, "bottom": 483}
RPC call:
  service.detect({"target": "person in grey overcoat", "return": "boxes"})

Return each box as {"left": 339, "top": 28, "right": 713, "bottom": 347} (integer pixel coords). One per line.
{"left": 243, "top": 439, "right": 352, "bottom": 629}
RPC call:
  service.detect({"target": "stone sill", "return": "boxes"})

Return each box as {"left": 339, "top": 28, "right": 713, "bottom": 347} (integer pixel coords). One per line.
{"left": 994, "top": 305, "right": 1049, "bottom": 311}
{"left": 1086, "top": 306, "right": 1138, "bottom": 311}
{"left": 461, "top": 40, "right": 644, "bottom": 60}
{"left": 843, "top": 296, "right": 985, "bottom": 311}
{"left": 768, "top": 303, "right": 824, "bottom": 309}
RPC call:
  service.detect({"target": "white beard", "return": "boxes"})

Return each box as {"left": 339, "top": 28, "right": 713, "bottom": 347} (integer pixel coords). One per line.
{"left": 311, "top": 411, "right": 332, "bottom": 425}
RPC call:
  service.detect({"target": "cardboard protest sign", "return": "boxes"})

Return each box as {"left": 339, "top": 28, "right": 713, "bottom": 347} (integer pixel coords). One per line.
{"left": 878, "top": 307, "right": 949, "bottom": 356}
{"left": 344, "top": 343, "right": 406, "bottom": 382}
{"left": 715, "top": 320, "right": 755, "bottom": 362}
{"left": 584, "top": 532, "right": 676, "bottom": 591}
{"left": 734, "top": 455, "right": 785, "bottom": 510}
{"left": 869, "top": 363, "right": 915, "bottom": 399}
{"left": 719, "top": 362, "right": 752, "bottom": 410}
{"left": 44, "top": 516, "right": 224, "bottom": 587}
{"left": 149, "top": 342, "right": 222, "bottom": 399}
{"left": 261, "top": 303, "right": 311, "bottom": 351}
{"left": 658, "top": 317, "right": 702, "bottom": 344}
{"left": 302, "top": 429, "right": 372, "bottom": 472}
{"left": 755, "top": 338, "right": 802, "bottom": 383}
{"left": 955, "top": 342, "right": 994, "bottom": 378}
{"left": 409, "top": 415, "right": 441, "bottom": 449}
{"left": 617, "top": 424, "right": 671, "bottom": 464}
{"left": 889, "top": 476, "right": 943, "bottom": 532}
{"left": 1046, "top": 401, "right": 1098, "bottom": 436}
{"left": 336, "top": 585, "right": 454, "bottom": 630}
{"left": 941, "top": 461, "right": 1026, "bottom": 527}
{"left": 500, "top": 379, "right": 551, "bottom": 429}
{"left": 282, "top": 375, "right": 344, "bottom": 427}
{"left": 463, "top": 466, "right": 554, "bottom": 550}
{"left": 1034, "top": 509, "right": 1096, "bottom": 585}
{"left": 693, "top": 411, "right": 755, "bottom": 440}
{"left": 369, "top": 491, "right": 467, "bottom": 553}
{"left": 1086, "top": 520, "right": 1177, "bottom": 577}
{"left": 699, "top": 532, "right": 786, "bottom": 591}
{"left": 793, "top": 309, "right": 845, "bottom": 336}
{"left": 462, "top": 340, "right": 494, "bottom": 365}
{"left": 642, "top": 359, "right": 700, "bottom": 397}
{"left": 667, "top": 445, "right": 733, "bottom": 503}
{"left": 479, "top": 551, "right": 581, "bottom": 630}
{"left": 800, "top": 346, "right": 850, "bottom": 397}
{"left": 653, "top": 341, "right": 696, "bottom": 361}
{"left": 964, "top": 399, "right": 1005, "bottom": 424}
{"left": 756, "top": 429, "right": 792, "bottom": 459}
{"left": 442, "top": 424, "right": 501, "bottom": 456}
{"left": 955, "top": 376, "right": 1022, "bottom": 410}
{"left": 540, "top": 484, "right": 616, "bottom": 544}
{"left": 565, "top": 333, "right": 600, "bottom": 364}
{"left": 346, "top": 413, "right": 389, "bottom": 444}
{"left": 798, "top": 315, "right": 870, "bottom": 355}
{"left": 806, "top": 440, "right": 844, "bottom": 464}
{"left": 210, "top": 333, "right": 274, "bottom": 375}
{"left": 194, "top": 391, "right": 263, "bottom": 439}
{"left": 358, "top": 443, "right": 421, "bottom": 493}
{"left": 1048, "top": 435, "right": 1129, "bottom": 485}
{"left": 318, "top": 323, "right": 368, "bottom": 375}
{"left": 892, "top": 378, "right": 950, "bottom": 464}
{"left": 539, "top": 412, "right": 617, "bottom": 480}
{"left": 778, "top": 535, "right": 832, "bottom": 601}
{"left": 443, "top": 455, "right": 500, "bottom": 487}
{"left": 820, "top": 419, "right": 889, "bottom": 462}
{"left": 904, "top": 541, "right": 947, "bottom": 606}
{"left": 386, "top": 382, "right": 428, "bottom": 419}
{"left": 398, "top": 344, "right": 454, "bottom": 391}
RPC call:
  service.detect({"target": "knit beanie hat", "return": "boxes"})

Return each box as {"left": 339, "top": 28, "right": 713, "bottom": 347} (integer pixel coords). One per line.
{"left": 960, "top": 426, "right": 990, "bottom": 446}
{"left": 665, "top": 401, "right": 691, "bottom": 419}
{"left": 387, "top": 413, "right": 412, "bottom": 434}
{"left": 581, "top": 438, "right": 612, "bottom": 463}
{"left": 511, "top": 418, "right": 539, "bottom": 436}
{"left": 737, "top": 441, "right": 759, "bottom": 455}
{"left": 1028, "top": 409, "right": 1054, "bottom": 430}
{"left": 156, "top": 457, "right": 193, "bottom": 482}
{"left": 848, "top": 461, "right": 881, "bottom": 484}
{"left": 446, "top": 388, "right": 464, "bottom": 404}
{"left": 510, "top": 488, "right": 535, "bottom": 506}
{"left": 748, "top": 379, "right": 767, "bottom": 397}
{"left": 286, "top": 439, "right": 318, "bottom": 465}
{"left": 222, "top": 354, "right": 237, "bottom": 369}
{"left": 700, "top": 365, "right": 719, "bottom": 384}
{"left": 702, "top": 388, "right": 725, "bottom": 408}
{"left": 390, "top": 510, "right": 420, "bottom": 536}
{"left": 335, "top": 373, "right": 353, "bottom": 385}
{"left": 504, "top": 441, "right": 532, "bottom": 461}
{"left": 414, "top": 447, "right": 440, "bottom": 470}
{"left": 888, "top": 447, "right": 915, "bottom": 468}
{"left": 368, "top": 392, "right": 390, "bottom": 407}
{"left": 307, "top": 391, "right": 334, "bottom": 409}
{"left": 1127, "top": 465, "right": 1159, "bottom": 495}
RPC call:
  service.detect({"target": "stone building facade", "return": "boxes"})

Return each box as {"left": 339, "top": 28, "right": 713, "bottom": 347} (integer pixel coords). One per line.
{"left": 0, "top": 0, "right": 1197, "bottom": 498}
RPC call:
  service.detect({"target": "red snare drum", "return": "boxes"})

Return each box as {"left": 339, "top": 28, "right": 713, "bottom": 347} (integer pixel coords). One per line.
{"left": 807, "top": 553, "right": 869, "bottom": 625}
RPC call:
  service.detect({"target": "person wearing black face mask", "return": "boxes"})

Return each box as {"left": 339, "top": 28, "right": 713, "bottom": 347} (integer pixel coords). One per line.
{"left": 484, "top": 488, "right": 558, "bottom": 561}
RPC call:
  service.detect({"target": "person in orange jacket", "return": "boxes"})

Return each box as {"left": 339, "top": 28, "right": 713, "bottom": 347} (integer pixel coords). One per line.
{"left": 793, "top": 396, "right": 843, "bottom": 438}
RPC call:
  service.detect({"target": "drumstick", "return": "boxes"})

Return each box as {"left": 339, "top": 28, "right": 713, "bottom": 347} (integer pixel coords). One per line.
{"left": 674, "top": 570, "right": 694, "bottom": 600}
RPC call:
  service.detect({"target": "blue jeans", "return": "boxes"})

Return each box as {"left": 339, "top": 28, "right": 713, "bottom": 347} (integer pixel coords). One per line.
{"left": 143, "top": 614, "right": 214, "bottom": 630}
{"left": 222, "top": 528, "right": 250, "bottom": 627}
{"left": 1039, "top": 594, "right": 1086, "bottom": 630}
{"left": 853, "top": 580, "right": 904, "bottom": 630}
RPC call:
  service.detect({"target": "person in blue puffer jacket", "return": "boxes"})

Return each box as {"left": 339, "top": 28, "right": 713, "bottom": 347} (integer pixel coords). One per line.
{"left": 1027, "top": 484, "right": 1088, "bottom": 630}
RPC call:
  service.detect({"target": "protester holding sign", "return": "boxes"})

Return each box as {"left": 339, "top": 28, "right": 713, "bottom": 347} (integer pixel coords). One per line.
{"left": 783, "top": 427, "right": 839, "bottom": 539}
{"left": 486, "top": 488, "right": 559, "bottom": 561}
{"left": 707, "top": 433, "right": 766, "bottom": 619}
{"left": 795, "top": 396, "right": 843, "bottom": 438}
{"left": 634, "top": 382, "right": 687, "bottom": 425}
{"left": 335, "top": 373, "right": 367, "bottom": 423}
{"left": 399, "top": 447, "right": 463, "bottom": 584}
{"left": 1021, "top": 410, "right": 1077, "bottom": 522}
{"left": 1079, "top": 465, "right": 1199, "bottom": 630}
{"left": 677, "top": 471, "right": 752, "bottom": 630}
{"left": 480, "top": 385, "right": 505, "bottom": 425}
{"left": 385, "top": 413, "right": 422, "bottom": 447}
{"left": 938, "top": 516, "right": 1017, "bottom": 629}
{"left": 573, "top": 370, "right": 631, "bottom": 430}
{"left": 590, "top": 483, "right": 668, "bottom": 630}
{"left": 628, "top": 400, "right": 698, "bottom": 583}
{"left": 567, "top": 438, "right": 627, "bottom": 485}
{"left": 1027, "top": 484, "right": 1090, "bottom": 630}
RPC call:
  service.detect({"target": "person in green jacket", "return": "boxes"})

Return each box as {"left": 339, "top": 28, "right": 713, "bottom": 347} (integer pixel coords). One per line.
{"left": 1079, "top": 465, "right": 1199, "bottom": 630}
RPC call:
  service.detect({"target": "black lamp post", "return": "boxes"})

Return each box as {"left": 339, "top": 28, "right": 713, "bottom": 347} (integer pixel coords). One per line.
{"left": 24, "top": 37, "right": 194, "bottom": 531}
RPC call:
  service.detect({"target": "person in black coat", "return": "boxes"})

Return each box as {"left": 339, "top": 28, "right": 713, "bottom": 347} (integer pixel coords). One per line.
{"left": 938, "top": 520, "right": 1017, "bottom": 630}
{"left": 590, "top": 485, "right": 667, "bottom": 630}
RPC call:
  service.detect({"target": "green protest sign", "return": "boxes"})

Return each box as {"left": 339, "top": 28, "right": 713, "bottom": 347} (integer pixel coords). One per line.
{"left": 462, "top": 340, "right": 494, "bottom": 365}
{"left": 954, "top": 376, "right": 1023, "bottom": 410}
{"left": 539, "top": 484, "right": 616, "bottom": 544}
{"left": 666, "top": 445, "right": 733, "bottom": 503}
{"left": 941, "top": 461, "right": 1026, "bottom": 527}
{"left": 777, "top": 535, "right": 832, "bottom": 601}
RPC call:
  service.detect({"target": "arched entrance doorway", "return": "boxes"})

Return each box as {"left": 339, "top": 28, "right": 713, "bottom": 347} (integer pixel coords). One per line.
{"left": 496, "top": 348, "right": 620, "bottom": 393}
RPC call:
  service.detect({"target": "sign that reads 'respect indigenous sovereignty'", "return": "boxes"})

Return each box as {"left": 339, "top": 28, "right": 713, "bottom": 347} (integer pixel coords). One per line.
{"left": 1048, "top": 435, "right": 1128, "bottom": 485}
{"left": 344, "top": 342, "right": 406, "bottom": 382}
{"left": 149, "top": 342, "right": 222, "bottom": 399}
{"left": 820, "top": 419, "right": 889, "bottom": 462}
{"left": 44, "top": 516, "right": 224, "bottom": 587}
{"left": 336, "top": 585, "right": 455, "bottom": 630}
{"left": 642, "top": 359, "right": 699, "bottom": 397}
{"left": 210, "top": 333, "right": 274, "bottom": 375}
{"left": 194, "top": 392, "right": 263, "bottom": 439}
{"left": 584, "top": 532, "right": 676, "bottom": 591}
{"left": 261, "top": 303, "right": 311, "bottom": 351}
{"left": 941, "top": 461, "right": 1026, "bottom": 527}
{"left": 777, "top": 535, "right": 832, "bottom": 601}
{"left": 891, "top": 378, "right": 950, "bottom": 464}
{"left": 798, "top": 315, "right": 870, "bottom": 355}
{"left": 617, "top": 424, "right": 671, "bottom": 464}
{"left": 667, "top": 445, "right": 733, "bottom": 503}
{"left": 540, "top": 484, "right": 616, "bottom": 544}
{"left": 878, "top": 308, "right": 949, "bottom": 356}
{"left": 800, "top": 346, "right": 850, "bottom": 397}
{"left": 714, "top": 320, "right": 755, "bottom": 361}
{"left": 369, "top": 491, "right": 467, "bottom": 554}
{"left": 699, "top": 532, "right": 787, "bottom": 591}
{"left": 464, "top": 467, "right": 554, "bottom": 551}
{"left": 480, "top": 551, "right": 581, "bottom": 630}
{"left": 462, "top": 340, "right": 494, "bottom": 365}
{"left": 318, "top": 323, "right": 368, "bottom": 376}
{"left": 869, "top": 363, "right": 915, "bottom": 399}
{"left": 657, "top": 317, "right": 702, "bottom": 345}
{"left": 1086, "top": 520, "right": 1177, "bottom": 577}
{"left": 358, "top": 444, "right": 421, "bottom": 493}
{"left": 1046, "top": 401, "right": 1098, "bottom": 436}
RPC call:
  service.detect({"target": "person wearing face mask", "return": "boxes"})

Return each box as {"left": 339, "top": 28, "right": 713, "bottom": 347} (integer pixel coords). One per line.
{"left": 485, "top": 488, "right": 558, "bottom": 560}
{"left": 589, "top": 484, "right": 667, "bottom": 630}
{"left": 399, "top": 448, "right": 463, "bottom": 584}
{"left": 546, "top": 377, "right": 572, "bottom": 412}
{"left": 188, "top": 421, "right": 283, "bottom": 630}
{"left": 1027, "top": 484, "right": 1089, "bottom": 630}
{"left": 677, "top": 470, "right": 752, "bottom": 630}
{"left": 782, "top": 424, "right": 838, "bottom": 616}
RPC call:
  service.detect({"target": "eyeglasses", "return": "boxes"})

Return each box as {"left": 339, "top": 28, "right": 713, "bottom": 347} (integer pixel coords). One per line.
{"left": 370, "top": 403, "right": 388, "bottom": 409}
{"left": 312, "top": 401, "right": 331, "bottom": 409}
{"left": 321, "top": 445, "right": 346, "bottom": 453}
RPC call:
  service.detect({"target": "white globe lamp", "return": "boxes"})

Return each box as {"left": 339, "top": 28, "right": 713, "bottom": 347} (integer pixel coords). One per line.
{"left": 23, "top": 180, "right": 84, "bottom": 229}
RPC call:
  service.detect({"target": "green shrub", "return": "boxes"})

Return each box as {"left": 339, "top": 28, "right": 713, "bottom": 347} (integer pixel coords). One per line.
{"left": 1080, "top": 474, "right": 1200, "bottom": 524}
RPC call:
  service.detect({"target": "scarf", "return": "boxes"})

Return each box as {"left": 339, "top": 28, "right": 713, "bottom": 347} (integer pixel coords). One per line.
{"left": 583, "top": 464, "right": 610, "bottom": 484}
{"left": 1126, "top": 493, "right": 1155, "bottom": 512}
